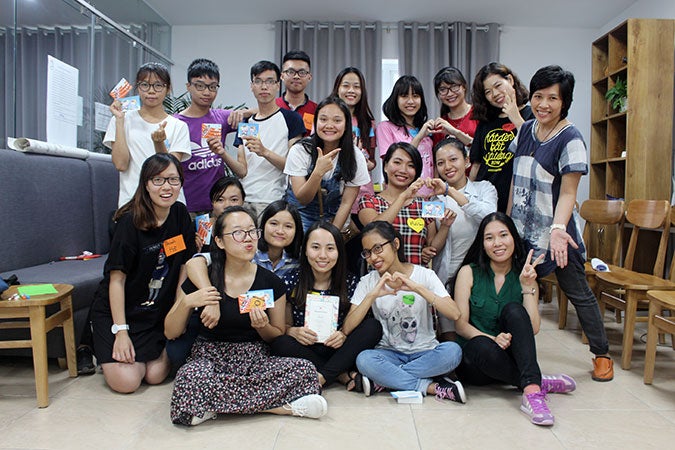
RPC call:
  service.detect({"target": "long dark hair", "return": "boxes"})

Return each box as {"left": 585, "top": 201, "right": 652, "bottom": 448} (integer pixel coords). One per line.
{"left": 257, "top": 200, "right": 303, "bottom": 259}
{"left": 209, "top": 206, "right": 258, "bottom": 293}
{"left": 382, "top": 75, "right": 428, "bottom": 133}
{"left": 299, "top": 96, "right": 357, "bottom": 182}
{"left": 293, "top": 221, "right": 349, "bottom": 312}
{"left": 361, "top": 221, "right": 406, "bottom": 263}
{"left": 461, "top": 212, "right": 528, "bottom": 275}
{"left": 471, "top": 62, "right": 529, "bottom": 122}
{"left": 331, "top": 67, "right": 375, "bottom": 158}
{"left": 433, "top": 66, "right": 469, "bottom": 117}
{"left": 114, "top": 153, "right": 183, "bottom": 230}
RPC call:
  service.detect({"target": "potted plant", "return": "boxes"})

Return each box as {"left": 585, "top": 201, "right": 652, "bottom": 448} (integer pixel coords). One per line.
{"left": 605, "top": 77, "right": 627, "bottom": 113}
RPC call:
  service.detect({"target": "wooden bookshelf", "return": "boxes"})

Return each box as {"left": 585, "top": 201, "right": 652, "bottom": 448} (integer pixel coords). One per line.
{"left": 589, "top": 19, "right": 674, "bottom": 203}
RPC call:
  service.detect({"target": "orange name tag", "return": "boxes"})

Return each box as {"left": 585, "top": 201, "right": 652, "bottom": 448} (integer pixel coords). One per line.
{"left": 163, "top": 235, "right": 186, "bottom": 257}
{"left": 303, "top": 113, "right": 314, "bottom": 131}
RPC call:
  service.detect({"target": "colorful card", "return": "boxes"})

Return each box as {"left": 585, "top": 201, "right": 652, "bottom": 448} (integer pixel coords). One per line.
{"left": 238, "top": 289, "right": 275, "bottom": 313}
{"left": 201, "top": 123, "right": 222, "bottom": 147}
{"left": 195, "top": 214, "right": 213, "bottom": 245}
{"left": 110, "top": 78, "right": 132, "bottom": 99}
{"left": 120, "top": 95, "right": 141, "bottom": 112}
{"left": 238, "top": 122, "right": 259, "bottom": 138}
{"left": 304, "top": 293, "right": 339, "bottom": 343}
{"left": 422, "top": 201, "right": 445, "bottom": 218}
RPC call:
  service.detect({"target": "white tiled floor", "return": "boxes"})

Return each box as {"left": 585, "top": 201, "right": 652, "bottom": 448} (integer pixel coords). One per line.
{"left": 1, "top": 302, "right": 674, "bottom": 449}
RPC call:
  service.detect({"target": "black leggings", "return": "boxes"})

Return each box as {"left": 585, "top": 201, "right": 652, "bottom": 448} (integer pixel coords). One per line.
{"left": 456, "top": 302, "right": 542, "bottom": 390}
{"left": 270, "top": 318, "right": 382, "bottom": 385}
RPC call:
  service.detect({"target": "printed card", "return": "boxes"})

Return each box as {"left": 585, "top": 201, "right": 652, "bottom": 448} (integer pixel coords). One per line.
{"left": 238, "top": 289, "right": 275, "bottom": 313}
{"left": 120, "top": 95, "right": 141, "bottom": 112}
{"left": 110, "top": 78, "right": 132, "bottom": 99}
{"left": 195, "top": 214, "right": 213, "bottom": 245}
{"left": 304, "top": 293, "right": 339, "bottom": 343}
{"left": 421, "top": 201, "right": 445, "bottom": 218}
{"left": 201, "top": 123, "right": 222, "bottom": 147}
{"left": 238, "top": 122, "right": 259, "bottom": 138}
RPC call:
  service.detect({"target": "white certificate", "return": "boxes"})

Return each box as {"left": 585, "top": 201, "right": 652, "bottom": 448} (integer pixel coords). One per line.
{"left": 304, "top": 293, "right": 339, "bottom": 343}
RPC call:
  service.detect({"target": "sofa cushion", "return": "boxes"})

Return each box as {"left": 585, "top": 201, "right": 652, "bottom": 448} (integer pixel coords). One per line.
{"left": 87, "top": 158, "right": 119, "bottom": 255}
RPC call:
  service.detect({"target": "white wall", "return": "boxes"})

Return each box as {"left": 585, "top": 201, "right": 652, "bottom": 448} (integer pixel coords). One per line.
{"left": 601, "top": 0, "right": 675, "bottom": 32}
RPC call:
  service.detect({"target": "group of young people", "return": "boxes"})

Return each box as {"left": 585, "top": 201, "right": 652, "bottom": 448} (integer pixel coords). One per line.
{"left": 86, "top": 50, "right": 614, "bottom": 428}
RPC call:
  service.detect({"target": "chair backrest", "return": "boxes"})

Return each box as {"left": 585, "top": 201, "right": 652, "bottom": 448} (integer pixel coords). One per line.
{"left": 624, "top": 199, "right": 671, "bottom": 275}
{"left": 667, "top": 206, "right": 675, "bottom": 282}
{"left": 580, "top": 199, "right": 625, "bottom": 265}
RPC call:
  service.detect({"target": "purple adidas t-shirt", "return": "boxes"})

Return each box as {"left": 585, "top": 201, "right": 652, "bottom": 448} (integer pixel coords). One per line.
{"left": 174, "top": 109, "right": 236, "bottom": 212}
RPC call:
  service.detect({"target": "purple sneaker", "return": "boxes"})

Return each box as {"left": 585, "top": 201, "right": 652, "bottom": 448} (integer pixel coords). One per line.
{"left": 541, "top": 374, "right": 576, "bottom": 394}
{"left": 520, "top": 391, "right": 554, "bottom": 426}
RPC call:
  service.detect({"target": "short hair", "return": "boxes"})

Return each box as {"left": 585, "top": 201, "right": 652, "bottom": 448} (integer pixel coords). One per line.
{"left": 529, "top": 65, "right": 575, "bottom": 120}
{"left": 381, "top": 142, "right": 423, "bottom": 184}
{"left": 135, "top": 62, "right": 171, "bottom": 91}
{"left": 361, "top": 221, "right": 406, "bottom": 263}
{"left": 461, "top": 212, "right": 528, "bottom": 275}
{"left": 257, "top": 200, "right": 304, "bottom": 259}
{"left": 471, "top": 62, "right": 529, "bottom": 122}
{"left": 187, "top": 58, "right": 220, "bottom": 82}
{"left": 282, "top": 50, "right": 311, "bottom": 68}
{"left": 382, "top": 75, "right": 428, "bottom": 131}
{"left": 114, "top": 153, "right": 183, "bottom": 230}
{"left": 209, "top": 176, "right": 245, "bottom": 204}
{"left": 433, "top": 67, "right": 469, "bottom": 117}
{"left": 250, "top": 60, "right": 281, "bottom": 80}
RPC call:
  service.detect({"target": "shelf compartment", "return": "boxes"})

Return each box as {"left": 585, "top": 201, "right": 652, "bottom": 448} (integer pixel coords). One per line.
{"left": 606, "top": 115, "right": 626, "bottom": 159}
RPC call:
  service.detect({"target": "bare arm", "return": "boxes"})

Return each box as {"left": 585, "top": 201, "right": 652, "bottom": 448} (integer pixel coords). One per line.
{"left": 549, "top": 173, "right": 582, "bottom": 268}
{"left": 109, "top": 103, "right": 130, "bottom": 171}
{"left": 109, "top": 270, "right": 134, "bottom": 363}
{"left": 253, "top": 295, "right": 287, "bottom": 342}
{"left": 332, "top": 185, "right": 359, "bottom": 230}
{"left": 208, "top": 138, "right": 247, "bottom": 178}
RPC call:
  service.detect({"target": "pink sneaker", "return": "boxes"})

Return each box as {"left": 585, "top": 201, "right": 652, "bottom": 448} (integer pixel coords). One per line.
{"left": 520, "top": 391, "right": 554, "bottom": 426}
{"left": 541, "top": 374, "right": 576, "bottom": 394}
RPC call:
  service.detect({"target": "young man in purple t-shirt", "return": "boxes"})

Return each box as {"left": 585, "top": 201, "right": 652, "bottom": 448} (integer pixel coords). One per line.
{"left": 174, "top": 58, "right": 247, "bottom": 213}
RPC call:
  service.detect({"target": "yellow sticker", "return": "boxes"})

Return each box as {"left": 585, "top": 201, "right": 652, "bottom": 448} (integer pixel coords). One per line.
{"left": 163, "top": 235, "right": 186, "bottom": 257}
{"left": 407, "top": 218, "right": 425, "bottom": 233}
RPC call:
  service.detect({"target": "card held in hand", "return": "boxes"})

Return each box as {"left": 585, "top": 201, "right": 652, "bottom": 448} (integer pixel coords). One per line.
{"left": 304, "top": 293, "right": 339, "bottom": 343}
{"left": 238, "top": 289, "right": 275, "bottom": 314}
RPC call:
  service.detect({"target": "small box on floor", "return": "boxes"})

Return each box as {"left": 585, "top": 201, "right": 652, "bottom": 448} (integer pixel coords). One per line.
{"left": 391, "top": 391, "right": 423, "bottom": 404}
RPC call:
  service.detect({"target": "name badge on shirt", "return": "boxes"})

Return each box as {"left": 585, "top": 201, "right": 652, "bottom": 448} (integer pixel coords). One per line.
{"left": 163, "top": 235, "right": 186, "bottom": 257}
{"left": 303, "top": 113, "right": 314, "bottom": 131}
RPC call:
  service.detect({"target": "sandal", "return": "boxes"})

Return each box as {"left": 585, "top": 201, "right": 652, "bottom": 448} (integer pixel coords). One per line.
{"left": 347, "top": 371, "right": 371, "bottom": 396}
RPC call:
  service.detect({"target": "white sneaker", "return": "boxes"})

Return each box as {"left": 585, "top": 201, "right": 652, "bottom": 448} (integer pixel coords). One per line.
{"left": 284, "top": 394, "right": 328, "bottom": 419}
{"left": 190, "top": 411, "right": 217, "bottom": 426}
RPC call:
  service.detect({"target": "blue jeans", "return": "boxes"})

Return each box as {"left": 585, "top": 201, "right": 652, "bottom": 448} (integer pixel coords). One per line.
{"left": 356, "top": 342, "right": 462, "bottom": 394}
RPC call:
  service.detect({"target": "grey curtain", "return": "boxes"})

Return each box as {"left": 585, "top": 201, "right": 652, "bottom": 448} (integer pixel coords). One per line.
{"left": 398, "top": 22, "right": 500, "bottom": 117}
{"left": 275, "top": 20, "right": 382, "bottom": 112}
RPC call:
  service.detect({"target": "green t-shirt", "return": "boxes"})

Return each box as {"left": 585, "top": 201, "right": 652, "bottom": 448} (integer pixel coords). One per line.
{"left": 457, "top": 263, "right": 523, "bottom": 347}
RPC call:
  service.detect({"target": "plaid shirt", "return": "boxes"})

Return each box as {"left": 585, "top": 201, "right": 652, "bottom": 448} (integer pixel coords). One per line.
{"left": 358, "top": 194, "right": 433, "bottom": 265}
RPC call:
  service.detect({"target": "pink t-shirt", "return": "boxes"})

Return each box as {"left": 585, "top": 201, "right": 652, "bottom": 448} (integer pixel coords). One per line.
{"left": 377, "top": 121, "right": 433, "bottom": 197}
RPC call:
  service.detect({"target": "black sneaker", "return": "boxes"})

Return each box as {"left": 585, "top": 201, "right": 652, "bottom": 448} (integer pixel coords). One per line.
{"left": 435, "top": 379, "right": 466, "bottom": 404}
{"left": 77, "top": 346, "right": 96, "bottom": 376}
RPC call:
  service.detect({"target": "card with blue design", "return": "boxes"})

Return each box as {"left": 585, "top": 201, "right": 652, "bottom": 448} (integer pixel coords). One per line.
{"left": 238, "top": 289, "right": 274, "bottom": 313}
{"left": 120, "top": 95, "right": 141, "bottom": 112}
{"left": 238, "top": 122, "right": 259, "bottom": 138}
{"left": 422, "top": 201, "right": 445, "bottom": 218}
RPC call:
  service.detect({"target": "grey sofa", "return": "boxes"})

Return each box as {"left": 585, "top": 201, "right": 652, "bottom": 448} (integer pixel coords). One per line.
{"left": 0, "top": 149, "right": 118, "bottom": 358}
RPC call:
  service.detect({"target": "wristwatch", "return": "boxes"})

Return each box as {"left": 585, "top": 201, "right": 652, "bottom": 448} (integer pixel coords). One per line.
{"left": 111, "top": 323, "right": 130, "bottom": 334}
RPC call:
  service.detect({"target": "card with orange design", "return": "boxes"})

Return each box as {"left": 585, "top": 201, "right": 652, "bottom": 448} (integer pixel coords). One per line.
{"left": 201, "top": 123, "right": 222, "bottom": 147}
{"left": 110, "top": 78, "right": 132, "bottom": 99}
{"left": 238, "top": 289, "right": 274, "bottom": 313}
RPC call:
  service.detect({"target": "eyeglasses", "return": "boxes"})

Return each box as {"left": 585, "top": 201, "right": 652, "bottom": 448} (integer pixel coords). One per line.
{"left": 438, "top": 84, "right": 462, "bottom": 95}
{"left": 361, "top": 240, "right": 393, "bottom": 259}
{"left": 223, "top": 228, "right": 262, "bottom": 242}
{"left": 252, "top": 78, "right": 279, "bottom": 87}
{"left": 150, "top": 176, "right": 181, "bottom": 186}
{"left": 137, "top": 81, "right": 167, "bottom": 92}
{"left": 190, "top": 81, "right": 220, "bottom": 92}
{"left": 283, "top": 69, "right": 310, "bottom": 78}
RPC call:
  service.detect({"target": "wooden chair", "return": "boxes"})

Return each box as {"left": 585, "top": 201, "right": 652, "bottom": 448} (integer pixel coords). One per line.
{"left": 643, "top": 290, "right": 675, "bottom": 384}
{"left": 540, "top": 199, "right": 625, "bottom": 330}
{"left": 595, "top": 199, "right": 674, "bottom": 370}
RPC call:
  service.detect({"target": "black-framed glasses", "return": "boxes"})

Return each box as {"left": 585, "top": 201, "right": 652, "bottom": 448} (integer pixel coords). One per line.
{"left": 438, "top": 84, "right": 462, "bottom": 95}
{"left": 150, "top": 176, "right": 181, "bottom": 186}
{"left": 137, "top": 81, "right": 167, "bottom": 92}
{"left": 190, "top": 81, "right": 220, "bottom": 92}
{"left": 252, "top": 78, "right": 279, "bottom": 87}
{"left": 361, "top": 240, "right": 393, "bottom": 259}
{"left": 223, "top": 228, "right": 262, "bottom": 242}
{"left": 282, "top": 69, "right": 310, "bottom": 78}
